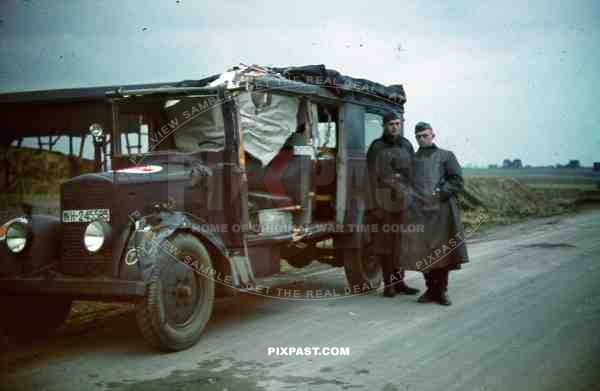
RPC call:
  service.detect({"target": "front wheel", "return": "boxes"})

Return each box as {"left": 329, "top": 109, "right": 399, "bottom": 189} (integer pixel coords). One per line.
{"left": 136, "top": 233, "right": 215, "bottom": 352}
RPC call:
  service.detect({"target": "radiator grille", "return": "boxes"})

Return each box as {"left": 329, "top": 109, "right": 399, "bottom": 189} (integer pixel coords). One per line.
{"left": 60, "top": 180, "right": 113, "bottom": 276}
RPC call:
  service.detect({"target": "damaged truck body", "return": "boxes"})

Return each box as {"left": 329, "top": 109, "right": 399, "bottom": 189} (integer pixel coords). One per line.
{"left": 0, "top": 64, "right": 407, "bottom": 351}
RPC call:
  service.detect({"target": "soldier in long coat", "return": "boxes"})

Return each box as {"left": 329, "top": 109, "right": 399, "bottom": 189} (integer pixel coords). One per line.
{"left": 399, "top": 121, "right": 469, "bottom": 305}
{"left": 366, "top": 111, "right": 419, "bottom": 298}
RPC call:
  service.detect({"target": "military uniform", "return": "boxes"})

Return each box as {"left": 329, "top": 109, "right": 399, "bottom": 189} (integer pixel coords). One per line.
{"left": 399, "top": 142, "right": 469, "bottom": 304}
{"left": 366, "top": 131, "right": 418, "bottom": 297}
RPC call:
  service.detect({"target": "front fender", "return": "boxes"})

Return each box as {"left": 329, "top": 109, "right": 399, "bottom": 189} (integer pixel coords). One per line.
{"left": 120, "top": 212, "right": 251, "bottom": 293}
{"left": 0, "top": 214, "right": 62, "bottom": 277}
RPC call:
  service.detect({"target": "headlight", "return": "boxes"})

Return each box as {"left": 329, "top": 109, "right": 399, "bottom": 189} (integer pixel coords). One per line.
{"left": 84, "top": 221, "right": 108, "bottom": 253}
{"left": 89, "top": 123, "right": 104, "bottom": 141}
{"left": 6, "top": 221, "right": 29, "bottom": 254}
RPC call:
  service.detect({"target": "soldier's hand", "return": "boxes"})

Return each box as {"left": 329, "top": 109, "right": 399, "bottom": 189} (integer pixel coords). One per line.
{"left": 438, "top": 189, "right": 452, "bottom": 201}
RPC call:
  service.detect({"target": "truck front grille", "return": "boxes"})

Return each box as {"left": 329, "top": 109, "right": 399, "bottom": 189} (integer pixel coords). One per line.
{"left": 60, "top": 179, "right": 114, "bottom": 277}
{"left": 60, "top": 223, "right": 113, "bottom": 276}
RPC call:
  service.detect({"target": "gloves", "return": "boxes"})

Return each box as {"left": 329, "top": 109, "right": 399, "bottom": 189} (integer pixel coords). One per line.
{"left": 433, "top": 187, "right": 452, "bottom": 201}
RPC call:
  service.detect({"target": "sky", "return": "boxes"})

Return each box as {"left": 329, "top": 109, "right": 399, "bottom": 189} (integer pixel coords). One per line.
{"left": 1, "top": 0, "right": 599, "bottom": 166}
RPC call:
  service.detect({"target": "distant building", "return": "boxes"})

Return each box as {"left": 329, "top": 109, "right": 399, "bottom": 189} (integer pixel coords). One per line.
{"left": 557, "top": 160, "right": 582, "bottom": 169}
{"left": 501, "top": 158, "right": 523, "bottom": 168}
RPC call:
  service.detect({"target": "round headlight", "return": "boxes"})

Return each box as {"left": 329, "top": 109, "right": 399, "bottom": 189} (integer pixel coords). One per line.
{"left": 89, "top": 123, "right": 104, "bottom": 139}
{"left": 6, "top": 221, "right": 29, "bottom": 254}
{"left": 84, "top": 221, "right": 107, "bottom": 253}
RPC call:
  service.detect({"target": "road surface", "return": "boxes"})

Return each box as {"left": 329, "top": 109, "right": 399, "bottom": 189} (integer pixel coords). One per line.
{"left": 1, "top": 209, "right": 600, "bottom": 391}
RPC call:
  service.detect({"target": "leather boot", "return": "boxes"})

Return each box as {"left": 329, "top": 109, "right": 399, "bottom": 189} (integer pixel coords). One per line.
{"left": 417, "top": 272, "right": 436, "bottom": 303}
{"left": 417, "top": 290, "right": 437, "bottom": 303}
{"left": 383, "top": 285, "right": 396, "bottom": 298}
{"left": 437, "top": 291, "right": 452, "bottom": 306}
{"left": 381, "top": 257, "right": 396, "bottom": 298}
{"left": 395, "top": 270, "right": 420, "bottom": 295}
{"left": 436, "top": 269, "right": 452, "bottom": 306}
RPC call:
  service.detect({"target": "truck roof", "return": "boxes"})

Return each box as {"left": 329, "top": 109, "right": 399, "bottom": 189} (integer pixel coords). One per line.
{"left": 0, "top": 64, "right": 405, "bottom": 106}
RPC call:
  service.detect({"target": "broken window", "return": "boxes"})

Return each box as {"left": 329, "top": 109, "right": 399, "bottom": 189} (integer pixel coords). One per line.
{"left": 364, "top": 112, "right": 383, "bottom": 151}
{"left": 121, "top": 120, "right": 150, "bottom": 155}
{"left": 166, "top": 98, "right": 226, "bottom": 153}
{"left": 315, "top": 106, "right": 337, "bottom": 149}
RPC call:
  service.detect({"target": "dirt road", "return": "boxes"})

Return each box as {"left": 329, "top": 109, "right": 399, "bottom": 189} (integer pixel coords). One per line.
{"left": 2, "top": 210, "right": 599, "bottom": 391}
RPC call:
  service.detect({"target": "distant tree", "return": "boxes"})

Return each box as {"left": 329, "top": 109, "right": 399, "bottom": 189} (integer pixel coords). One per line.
{"left": 512, "top": 159, "right": 523, "bottom": 168}
{"left": 488, "top": 164, "right": 498, "bottom": 169}
{"left": 566, "top": 160, "right": 581, "bottom": 168}
{"left": 502, "top": 159, "right": 512, "bottom": 168}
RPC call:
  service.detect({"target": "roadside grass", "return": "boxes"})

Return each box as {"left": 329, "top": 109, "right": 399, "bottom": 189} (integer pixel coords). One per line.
{"left": 459, "top": 175, "right": 590, "bottom": 231}
{"left": 525, "top": 183, "right": 597, "bottom": 190}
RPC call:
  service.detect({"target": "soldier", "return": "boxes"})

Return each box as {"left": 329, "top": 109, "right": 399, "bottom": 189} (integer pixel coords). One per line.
{"left": 366, "top": 111, "right": 420, "bottom": 298}
{"left": 400, "top": 121, "right": 469, "bottom": 306}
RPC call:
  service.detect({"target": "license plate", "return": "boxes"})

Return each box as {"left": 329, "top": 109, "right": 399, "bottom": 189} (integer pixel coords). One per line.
{"left": 62, "top": 209, "right": 110, "bottom": 223}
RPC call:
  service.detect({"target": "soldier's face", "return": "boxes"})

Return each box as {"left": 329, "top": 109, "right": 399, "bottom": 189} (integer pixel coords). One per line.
{"left": 384, "top": 120, "right": 402, "bottom": 138}
{"left": 415, "top": 129, "right": 435, "bottom": 147}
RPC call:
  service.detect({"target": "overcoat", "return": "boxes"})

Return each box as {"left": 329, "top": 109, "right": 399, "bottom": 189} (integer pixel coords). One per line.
{"left": 366, "top": 134, "right": 414, "bottom": 257}
{"left": 399, "top": 144, "right": 469, "bottom": 271}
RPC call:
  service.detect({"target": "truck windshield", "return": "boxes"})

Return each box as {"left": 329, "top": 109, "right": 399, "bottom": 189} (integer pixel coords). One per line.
{"left": 118, "top": 97, "right": 225, "bottom": 156}
{"left": 166, "top": 98, "right": 225, "bottom": 152}
{"left": 119, "top": 92, "right": 302, "bottom": 167}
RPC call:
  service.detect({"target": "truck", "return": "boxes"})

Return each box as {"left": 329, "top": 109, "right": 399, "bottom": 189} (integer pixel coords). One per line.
{"left": 0, "top": 64, "right": 407, "bottom": 351}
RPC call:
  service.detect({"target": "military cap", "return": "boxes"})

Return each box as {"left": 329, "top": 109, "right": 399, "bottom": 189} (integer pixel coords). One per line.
{"left": 415, "top": 121, "right": 432, "bottom": 133}
{"left": 383, "top": 111, "right": 401, "bottom": 124}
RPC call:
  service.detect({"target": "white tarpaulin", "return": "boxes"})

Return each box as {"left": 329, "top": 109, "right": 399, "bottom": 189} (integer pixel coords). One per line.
{"left": 237, "top": 92, "right": 299, "bottom": 166}
{"left": 165, "top": 92, "right": 299, "bottom": 166}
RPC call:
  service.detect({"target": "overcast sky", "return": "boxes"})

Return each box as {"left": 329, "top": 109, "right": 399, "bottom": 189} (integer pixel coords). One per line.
{"left": 1, "top": 0, "right": 599, "bottom": 166}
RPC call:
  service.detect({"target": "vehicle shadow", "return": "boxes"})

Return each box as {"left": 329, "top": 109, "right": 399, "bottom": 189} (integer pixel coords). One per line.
{"left": 0, "top": 270, "right": 350, "bottom": 371}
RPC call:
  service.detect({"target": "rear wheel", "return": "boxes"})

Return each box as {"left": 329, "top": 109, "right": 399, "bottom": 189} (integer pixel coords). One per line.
{"left": 136, "top": 233, "right": 215, "bottom": 351}
{"left": 0, "top": 296, "right": 72, "bottom": 339}
{"left": 282, "top": 243, "right": 315, "bottom": 268}
{"left": 337, "top": 236, "right": 381, "bottom": 292}
{"left": 336, "top": 208, "right": 382, "bottom": 292}
{"left": 285, "top": 255, "right": 313, "bottom": 268}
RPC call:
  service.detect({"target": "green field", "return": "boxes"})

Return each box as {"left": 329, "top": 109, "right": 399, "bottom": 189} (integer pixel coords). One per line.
{"left": 464, "top": 167, "right": 599, "bottom": 187}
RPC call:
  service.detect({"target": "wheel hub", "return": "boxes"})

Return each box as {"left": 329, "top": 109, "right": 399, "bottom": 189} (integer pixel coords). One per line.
{"left": 163, "top": 261, "right": 201, "bottom": 327}
{"left": 176, "top": 284, "right": 193, "bottom": 300}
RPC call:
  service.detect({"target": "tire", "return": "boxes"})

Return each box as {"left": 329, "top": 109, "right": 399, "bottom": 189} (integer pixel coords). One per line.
{"left": 135, "top": 233, "right": 215, "bottom": 352}
{"left": 0, "top": 296, "right": 72, "bottom": 339}
{"left": 337, "top": 237, "right": 382, "bottom": 292}
{"left": 285, "top": 254, "right": 313, "bottom": 268}
{"left": 335, "top": 207, "right": 382, "bottom": 292}
{"left": 282, "top": 244, "right": 314, "bottom": 268}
